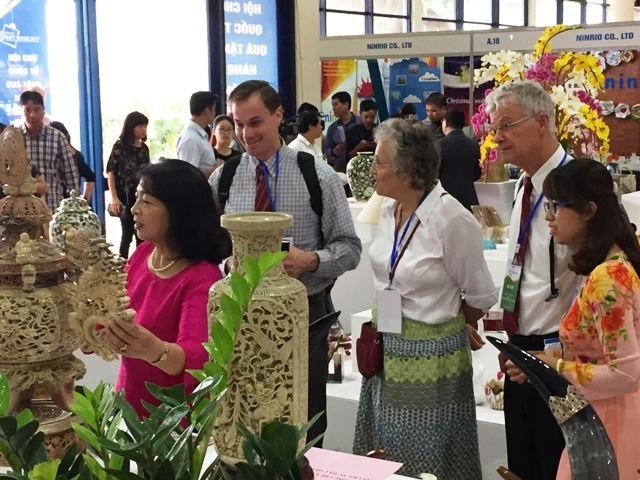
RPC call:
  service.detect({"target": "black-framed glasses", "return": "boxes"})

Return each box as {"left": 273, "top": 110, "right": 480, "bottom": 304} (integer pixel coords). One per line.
{"left": 489, "top": 114, "right": 536, "bottom": 134}
{"left": 543, "top": 200, "right": 572, "bottom": 215}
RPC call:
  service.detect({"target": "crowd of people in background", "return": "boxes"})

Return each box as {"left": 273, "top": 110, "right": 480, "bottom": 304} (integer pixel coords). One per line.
{"left": 5, "top": 80, "right": 639, "bottom": 480}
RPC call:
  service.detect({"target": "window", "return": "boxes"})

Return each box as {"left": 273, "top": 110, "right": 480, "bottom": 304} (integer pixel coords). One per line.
{"left": 95, "top": 0, "right": 208, "bottom": 161}
{"left": 563, "top": 1, "right": 582, "bottom": 23}
{"left": 464, "top": 0, "right": 493, "bottom": 24}
{"left": 534, "top": 0, "right": 608, "bottom": 26}
{"left": 320, "top": 0, "right": 410, "bottom": 36}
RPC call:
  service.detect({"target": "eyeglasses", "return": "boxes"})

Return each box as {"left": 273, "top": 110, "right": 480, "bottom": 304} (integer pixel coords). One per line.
{"left": 543, "top": 200, "right": 572, "bottom": 215}
{"left": 372, "top": 156, "right": 392, "bottom": 168}
{"left": 216, "top": 127, "right": 234, "bottom": 133}
{"left": 489, "top": 114, "right": 536, "bottom": 134}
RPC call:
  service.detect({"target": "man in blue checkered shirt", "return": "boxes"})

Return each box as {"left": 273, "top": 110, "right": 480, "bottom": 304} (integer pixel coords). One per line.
{"left": 19, "top": 91, "right": 79, "bottom": 212}
{"left": 209, "top": 80, "right": 362, "bottom": 446}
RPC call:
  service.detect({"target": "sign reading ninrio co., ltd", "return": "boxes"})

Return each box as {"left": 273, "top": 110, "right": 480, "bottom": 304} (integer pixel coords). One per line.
{"left": 224, "top": 0, "right": 279, "bottom": 96}
{"left": 552, "top": 25, "right": 640, "bottom": 51}
{"left": 318, "top": 32, "right": 471, "bottom": 59}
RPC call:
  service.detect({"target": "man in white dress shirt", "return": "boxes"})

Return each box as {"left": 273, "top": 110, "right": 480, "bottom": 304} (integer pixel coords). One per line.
{"left": 288, "top": 109, "right": 325, "bottom": 163}
{"left": 176, "top": 91, "right": 217, "bottom": 177}
{"left": 485, "top": 80, "right": 577, "bottom": 480}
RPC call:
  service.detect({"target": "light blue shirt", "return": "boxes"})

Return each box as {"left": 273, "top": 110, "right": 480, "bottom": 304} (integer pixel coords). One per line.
{"left": 176, "top": 120, "right": 215, "bottom": 170}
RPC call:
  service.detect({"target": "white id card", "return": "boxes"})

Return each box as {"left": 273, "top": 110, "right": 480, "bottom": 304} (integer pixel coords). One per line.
{"left": 376, "top": 288, "right": 402, "bottom": 333}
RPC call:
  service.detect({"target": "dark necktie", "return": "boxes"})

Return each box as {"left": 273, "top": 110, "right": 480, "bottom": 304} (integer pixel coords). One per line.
{"left": 254, "top": 162, "right": 273, "bottom": 212}
{"left": 502, "top": 176, "right": 533, "bottom": 338}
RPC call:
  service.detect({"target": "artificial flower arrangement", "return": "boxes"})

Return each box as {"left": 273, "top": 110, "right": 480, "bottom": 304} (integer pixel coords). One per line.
{"left": 485, "top": 371, "right": 505, "bottom": 410}
{"left": 472, "top": 24, "right": 610, "bottom": 169}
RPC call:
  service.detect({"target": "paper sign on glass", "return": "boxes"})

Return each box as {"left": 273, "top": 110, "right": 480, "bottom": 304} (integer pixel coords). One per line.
{"left": 376, "top": 288, "right": 402, "bottom": 333}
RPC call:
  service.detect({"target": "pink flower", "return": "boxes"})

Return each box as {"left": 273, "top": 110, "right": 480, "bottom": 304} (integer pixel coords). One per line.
{"left": 497, "top": 371, "right": 504, "bottom": 380}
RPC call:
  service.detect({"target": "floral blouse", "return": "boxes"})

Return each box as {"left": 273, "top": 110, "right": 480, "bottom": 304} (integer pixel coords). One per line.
{"left": 106, "top": 139, "right": 150, "bottom": 209}
{"left": 559, "top": 253, "right": 640, "bottom": 401}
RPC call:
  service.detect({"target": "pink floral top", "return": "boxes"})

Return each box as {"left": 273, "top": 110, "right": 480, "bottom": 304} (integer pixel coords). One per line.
{"left": 559, "top": 253, "right": 640, "bottom": 401}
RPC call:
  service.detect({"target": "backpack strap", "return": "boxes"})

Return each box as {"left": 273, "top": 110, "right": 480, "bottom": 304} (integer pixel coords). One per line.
{"left": 217, "top": 151, "right": 323, "bottom": 221}
{"left": 296, "top": 151, "right": 323, "bottom": 219}
{"left": 217, "top": 155, "right": 242, "bottom": 212}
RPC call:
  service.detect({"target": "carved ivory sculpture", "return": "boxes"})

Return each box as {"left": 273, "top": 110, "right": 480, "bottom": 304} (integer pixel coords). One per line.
{"left": 0, "top": 126, "right": 133, "bottom": 458}
{"left": 208, "top": 212, "right": 309, "bottom": 463}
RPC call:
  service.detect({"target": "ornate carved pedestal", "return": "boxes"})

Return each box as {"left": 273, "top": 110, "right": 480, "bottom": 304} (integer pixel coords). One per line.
{"left": 0, "top": 125, "right": 131, "bottom": 463}
{"left": 208, "top": 212, "right": 309, "bottom": 463}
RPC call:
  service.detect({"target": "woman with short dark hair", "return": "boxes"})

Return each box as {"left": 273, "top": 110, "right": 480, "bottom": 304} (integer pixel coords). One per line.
{"left": 506, "top": 158, "right": 640, "bottom": 480}
{"left": 353, "top": 118, "right": 498, "bottom": 479}
{"left": 104, "top": 160, "right": 231, "bottom": 417}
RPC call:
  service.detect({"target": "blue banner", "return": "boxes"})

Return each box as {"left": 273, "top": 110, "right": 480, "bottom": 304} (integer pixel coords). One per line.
{"left": 0, "top": 0, "right": 49, "bottom": 125}
{"left": 388, "top": 57, "right": 441, "bottom": 119}
{"left": 224, "top": 0, "right": 278, "bottom": 96}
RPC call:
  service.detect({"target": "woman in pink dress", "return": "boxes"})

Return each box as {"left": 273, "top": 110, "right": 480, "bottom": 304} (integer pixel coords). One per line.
{"left": 104, "top": 160, "right": 231, "bottom": 417}
{"left": 506, "top": 158, "right": 640, "bottom": 479}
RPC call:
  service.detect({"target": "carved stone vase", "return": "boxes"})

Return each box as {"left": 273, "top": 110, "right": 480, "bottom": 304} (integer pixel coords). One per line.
{"left": 50, "top": 190, "right": 101, "bottom": 255}
{"left": 346, "top": 152, "right": 376, "bottom": 201}
{"left": 208, "top": 212, "right": 309, "bottom": 464}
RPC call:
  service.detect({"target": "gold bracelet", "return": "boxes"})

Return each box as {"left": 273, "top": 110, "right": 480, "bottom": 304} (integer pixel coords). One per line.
{"left": 556, "top": 358, "right": 565, "bottom": 372}
{"left": 151, "top": 341, "right": 169, "bottom": 365}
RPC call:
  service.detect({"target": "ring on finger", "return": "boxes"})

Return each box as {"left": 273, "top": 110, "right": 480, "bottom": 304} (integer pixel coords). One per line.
{"left": 119, "top": 344, "right": 128, "bottom": 353}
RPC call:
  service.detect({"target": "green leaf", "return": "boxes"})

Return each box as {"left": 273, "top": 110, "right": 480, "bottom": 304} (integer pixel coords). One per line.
{"left": 257, "top": 251, "right": 286, "bottom": 276}
{"left": 220, "top": 294, "right": 242, "bottom": 332}
{"left": 243, "top": 256, "right": 260, "bottom": 286}
{"left": 210, "top": 322, "right": 234, "bottom": 365}
{"left": 0, "top": 416, "right": 17, "bottom": 437}
{"left": 230, "top": 272, "right": 250, "bottom": 306}
{"left": 71, "top": 423, "right": 100, "bottom": 452}
{"left": 103, "top": 469, "right": 143, "bottom": 480}
{"left": 27, "top": 459, "right": 60, "bottom": 480}
{"left": 296, "top": 411, "right": 323, "bottom": 445}
{"left": 57, "top": 443, "right": 79, "bottom": 475}
{"left": 260, "top": 421, "right": 298, "bottom": 471}
{"left": 145, "top": 383, "right": 186, "bottom": 407}
{"left": 150, "top": 459, "right": 176, "bottom": 480}
{"left": 15, "top": 409, "right": 34, "bottom": 428}
{"left": 22, "top": 431, "right": 47, "bottom": 467}
{"left": 10, "top": 420, "right": 39, "bottom": 450}
{"left": 69, "top": 392, "right": 97, "bottom": 431}
{"left": 0, "top": 375, "right": 10, "bottom": 417}
{"left": 235, "top": 463, "right": 266, "bottom": 480}
{"left": 81, "top": 454, "right": 107, "bottom": 480}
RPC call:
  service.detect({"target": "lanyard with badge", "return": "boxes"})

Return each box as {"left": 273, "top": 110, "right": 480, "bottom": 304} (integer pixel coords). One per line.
{"left": 261, "top": 151, "right": 280, "bottom": 210}
{"left": 376, "top": 193, "right": 428, "bottom": 333}
{"left": 500, "top": 153, "right": 567, "bottom": 312}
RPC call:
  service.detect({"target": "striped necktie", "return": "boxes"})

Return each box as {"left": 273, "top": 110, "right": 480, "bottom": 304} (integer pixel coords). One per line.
{"left": 254, "top": 162, "right": 273, "bottom": 211}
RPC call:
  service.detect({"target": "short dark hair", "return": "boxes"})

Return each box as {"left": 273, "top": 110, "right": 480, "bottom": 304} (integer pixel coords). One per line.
{"left": 359, "top": 99, "right": 377, "bottom": 113}
{"left": 296, "top": 110, "right": 321, "bottom": 134}
{"left": 49, "top": 121, "right": 70, "bottom": 141}
{"left": 119, "top": 111, "right": 149, "bottom": 145}
{"left": 213, "top": 114, "right": 235, "bottom": 128}
{"left": 425, "top": 92, "right": 447, "bottom": 108}
{"left": 190, "top": 91, "right": 218, "bottom": 116}
{"left": 331, "top": 91, "right": 351, "bottom": 109}
{"left": 297, "top": 102, "right": 319, "bottom": 114}
{"left": 140, "top": 160, "right": 231, "bottom": 264}
{"left": 543, "top": 158, "right": 640, "bottom": 276}
{"left": 399, "top": 103, "right": 416, "bottom": 117}
{"left": 229, "top": 80, "right": 281, "bottom": 113}
{"left": 19, "top": 91, "right": 44, "bottom": 107}
{"left": 444, "top": 108, "right": 465, "bottom": 129}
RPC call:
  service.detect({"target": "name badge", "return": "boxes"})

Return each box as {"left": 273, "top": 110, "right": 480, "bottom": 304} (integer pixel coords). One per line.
{"left": 376, "top": 288, "right": 402, "bottom": 333}
{"left": 500, "top": 263, "right": 522, "bottom": 312}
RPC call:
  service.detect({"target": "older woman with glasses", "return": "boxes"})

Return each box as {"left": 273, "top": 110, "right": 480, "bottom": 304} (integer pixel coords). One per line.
{"left": 505, "top": 158, "right": 640, "bottom": 480}
{"left": 352, "top": 119, "right": 499, "bottom": 479}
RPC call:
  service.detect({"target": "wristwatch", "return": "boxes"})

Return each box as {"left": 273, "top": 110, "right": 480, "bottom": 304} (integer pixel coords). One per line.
{"left": 151, "top": 341, "right": 169, "bottom": 365}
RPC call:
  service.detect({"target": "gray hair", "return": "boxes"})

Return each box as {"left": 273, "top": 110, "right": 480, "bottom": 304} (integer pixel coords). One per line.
{"left": 484, "top": 80, "right": 556, "bottom": 133}
{"left": 374, "top": 119, "right": 440, "bottom": 191}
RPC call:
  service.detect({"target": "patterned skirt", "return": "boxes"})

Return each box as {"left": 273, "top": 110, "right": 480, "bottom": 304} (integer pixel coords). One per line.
{"left": 353, "top": 314, "right": 482, "bottom": 479}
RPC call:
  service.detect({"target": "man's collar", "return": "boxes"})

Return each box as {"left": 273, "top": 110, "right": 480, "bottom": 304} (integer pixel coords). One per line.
{"left": 530, "top": 145, "right": 568, "bottom": 193}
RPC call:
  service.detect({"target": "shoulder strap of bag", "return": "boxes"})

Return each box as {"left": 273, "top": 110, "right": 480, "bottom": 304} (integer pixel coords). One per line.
{"left": 296, "top": 151, "right": 323, "bottom": 219}
{"left": 217, "top": 155, "right": 242, "bottom": 211}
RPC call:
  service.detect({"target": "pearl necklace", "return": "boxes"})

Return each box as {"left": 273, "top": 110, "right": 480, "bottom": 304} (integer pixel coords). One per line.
{"left": 147, "top": 247, "right": 181, "bottom": 274}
